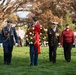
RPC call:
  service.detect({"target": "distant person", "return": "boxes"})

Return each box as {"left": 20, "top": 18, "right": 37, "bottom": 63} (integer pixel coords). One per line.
{"left": 47, "top": 22, "right": 60, "bottom": 63}
{"left": 16, "top": 27, "right": 25, "bottom": 47}
{"left": 0, "top": 27, "right": 2, "bottom": 47}
{"left": 1, "top": 20, "right": 18, "bottom": 65}
{"left": 60, "top": 24, "right": 74, "bottom": 62}
{"left": 74, "top": 32, "right": 76, "bottom": 47}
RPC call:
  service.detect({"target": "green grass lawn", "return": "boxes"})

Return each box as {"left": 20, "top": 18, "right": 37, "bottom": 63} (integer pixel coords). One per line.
{"left": 0, "top": 47, "right": 76, "bottom": 75}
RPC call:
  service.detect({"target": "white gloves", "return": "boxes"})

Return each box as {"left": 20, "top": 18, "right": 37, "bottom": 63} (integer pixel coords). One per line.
{"left": 15, "top": 43, "right": 18, "bottom": 46}
{"left": 0, "top": 43, "right": 3, "bottom": 47}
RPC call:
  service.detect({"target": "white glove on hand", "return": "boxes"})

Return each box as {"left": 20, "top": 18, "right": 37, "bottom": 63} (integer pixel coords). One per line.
{"left": 0, "top": 43, "right": 3, "bottom": 47}
{"left": 15, "top": 43, "right": 18, "bottom": 46}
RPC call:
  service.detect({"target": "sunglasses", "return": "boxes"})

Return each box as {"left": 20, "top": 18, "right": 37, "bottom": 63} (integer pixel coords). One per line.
{"left": 7, "top": 22, "right": 12, "bottom": 23}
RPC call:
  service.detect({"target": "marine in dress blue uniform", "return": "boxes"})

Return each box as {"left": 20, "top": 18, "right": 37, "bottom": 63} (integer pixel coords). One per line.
{"left": 1, "top": 20, "right": 18, "bottom": 65}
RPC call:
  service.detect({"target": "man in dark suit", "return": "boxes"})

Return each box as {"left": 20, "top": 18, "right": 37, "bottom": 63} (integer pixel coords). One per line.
{"left": 47, "top": 22, "right": 60, "bottom": 63}
{"left": 1, "top": 20, "right": 18, "bottom": 65}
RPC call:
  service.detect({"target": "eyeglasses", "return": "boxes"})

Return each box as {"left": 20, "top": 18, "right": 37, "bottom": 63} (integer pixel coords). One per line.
{"left": 7, "top": 22, "right": 12, "bottom": 23}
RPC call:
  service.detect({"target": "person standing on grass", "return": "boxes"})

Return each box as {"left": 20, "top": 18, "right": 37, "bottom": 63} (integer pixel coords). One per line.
{"left": 26, "top": 22, "right": 35, "bottom": 66}
{"left": 16, "top": 27, "right": 25, "bottom": 47}
{"left": 28, "top": 17, "right": 41, "bottom": 66}
{"left": 60, "top": 24, "right": 74, "bottom": 62}
{"left": 33, "top": 20, "right": 41, "bottom": 66}
{"left": 47, "top": 22, "right": 60, "bottom": 63}
{"left": 0, "top": 26, "right": 3, "bottom": 47}
{"left": 1, "top": 20, "right": 18, "bottom": 65}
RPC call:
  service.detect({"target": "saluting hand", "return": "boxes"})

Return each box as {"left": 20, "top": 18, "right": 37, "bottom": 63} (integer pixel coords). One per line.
{"left": 58, "top": 43, "right": 62, "bottom": 47}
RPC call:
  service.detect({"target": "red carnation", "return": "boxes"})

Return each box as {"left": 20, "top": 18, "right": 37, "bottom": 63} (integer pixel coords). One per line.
{"left": 28, "top": 36, "right": 30, "bottom": 39}
{"left": 4, "top": 31, "right": 7, "bottom": 35}
{"left": 26, "top": 32, "right": 29, "bottom": 35}
{"left": 41, "top": 28, "right": 44, "bottom": 31}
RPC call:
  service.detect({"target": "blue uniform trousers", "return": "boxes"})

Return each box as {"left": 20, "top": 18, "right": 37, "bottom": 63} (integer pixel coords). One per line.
{"left": 3, "top": 46, "right": 13, "bottom": 65}
{"left": 30, "top": 44, "right": 38, "bottom": 66}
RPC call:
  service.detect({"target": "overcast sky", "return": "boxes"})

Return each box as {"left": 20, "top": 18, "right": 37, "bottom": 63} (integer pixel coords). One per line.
{"left": 0, "top": 0, "right": 30, "bottom": 18}
{"left": 15, "top": 11, "right": 30, "bottom": 18}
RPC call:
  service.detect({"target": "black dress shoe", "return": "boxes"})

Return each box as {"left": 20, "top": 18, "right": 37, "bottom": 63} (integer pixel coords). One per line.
{"left": 4, "top": 62, "right": 7, "bottom": 65}
{"left": 67, "top": 60, "right": 70, "bottom": 62}
{"left": 7, "top": 63, "right": 10, "bottom": 65}
{"left": 30, "top": 63, "right": 33, "bottom": 66}
{"left": 49, "top": 60, "right": 52, "bottom": 62}
{"left": 52, "top": 61, "right": 56, "bottom": 64}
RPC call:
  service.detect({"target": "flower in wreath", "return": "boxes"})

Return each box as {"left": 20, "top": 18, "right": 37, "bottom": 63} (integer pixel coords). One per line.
{"left": 26, "top": 26, "right": 35, "bottom": 44}
{"left": 39, "top": 25, "right": 48, "bottom": 45}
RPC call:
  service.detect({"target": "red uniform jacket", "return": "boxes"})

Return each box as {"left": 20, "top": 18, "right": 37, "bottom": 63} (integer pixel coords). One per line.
{"left": 34, "top": 24, "right": 41, "bottom": 54}
{"left": 60, "top": 29, "right": 74, "bottom": 45}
